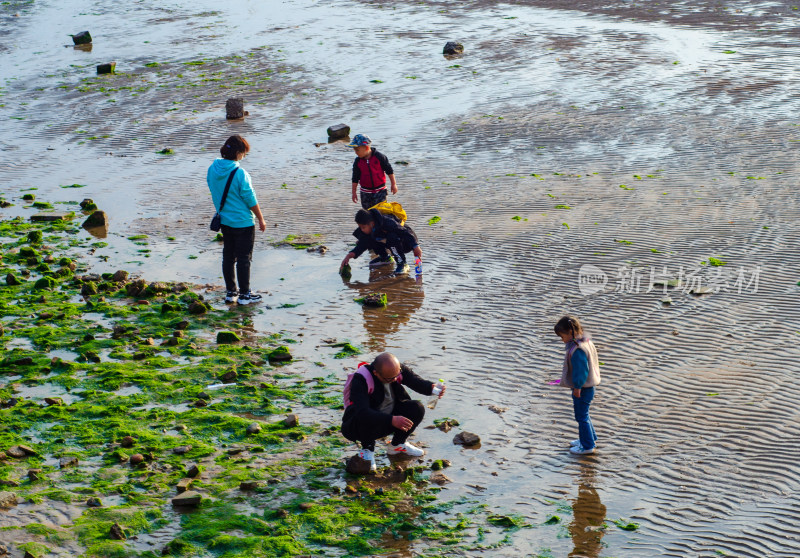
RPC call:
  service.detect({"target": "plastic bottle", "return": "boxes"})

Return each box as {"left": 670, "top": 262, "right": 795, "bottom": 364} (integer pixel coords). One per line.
{"left": 414, "top": 257, "right": 422, "bottom": 276}
{"left": 428, "top": 380, "right": 445, "bottom": 409}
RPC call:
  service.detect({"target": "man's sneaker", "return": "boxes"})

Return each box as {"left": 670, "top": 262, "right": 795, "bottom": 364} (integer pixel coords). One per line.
{"left": 369, "top": 254, "right": 393, "bottom": 267}
{"left": 570, "top": 439, "right": 581, "bottom": 447}
{"left": 569, "top": 445, "right": 595, "bottom": 455}
{"left": 358, "top": 448, "right": 377, "bottom": 472}
{"left": 224, "top": 290, "right": 238, "bottom": 303}
{"left": 237, "top": 291, "right": 262, "bottom": 305}
{"left": 394, "top": 262, "right": 410, "bottom": 275}
{"left": 387, "top": 442, "right": 424, "bottom": 457}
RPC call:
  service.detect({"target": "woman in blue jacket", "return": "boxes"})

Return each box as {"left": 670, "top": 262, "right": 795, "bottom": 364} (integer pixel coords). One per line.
{"left": 207, "top": 135, "right": 267, "bottom": 305}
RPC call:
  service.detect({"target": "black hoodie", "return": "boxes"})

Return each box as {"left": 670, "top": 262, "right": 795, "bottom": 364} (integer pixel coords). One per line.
{"left": 351, "top": 209, "right": 419, "bottom": 258}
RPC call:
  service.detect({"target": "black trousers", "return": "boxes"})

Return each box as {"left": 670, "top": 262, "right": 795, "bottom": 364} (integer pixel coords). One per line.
{"left": 221, "top": 224, "right": 255, "bottom": 293}
{"left": 342, "top": 399, "right": 425, "bottom": 451}
{"left": 360, "top": 189, "right": 387, "bottom": 210}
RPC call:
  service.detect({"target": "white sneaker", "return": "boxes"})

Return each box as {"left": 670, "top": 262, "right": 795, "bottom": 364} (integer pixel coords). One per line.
{"left": 387, "top": 442, "right": 424, "bottom": 457}
{"left": 569, "top": 445, "right": 595, "bottom": 455}
{"left": 224, "top": 290, "right": 238, "bottom": 303}
{"left": 570, "top": 439, "right": 581, "bottom": 447}
{"left": 358, "top": 448, "right": 377, "bottom": 471}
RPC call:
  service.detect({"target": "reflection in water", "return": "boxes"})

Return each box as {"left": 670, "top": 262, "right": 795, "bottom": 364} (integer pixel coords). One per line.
{"left": 343, "top": 267, "right": 424, "bottom": 350}
{"left": 569, "top": 464, "right": 607, "bottom": 558}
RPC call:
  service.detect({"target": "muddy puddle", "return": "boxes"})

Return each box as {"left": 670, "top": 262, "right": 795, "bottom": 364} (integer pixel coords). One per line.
{"left": 3, "top": 0, "right": 800, "bottom": 555}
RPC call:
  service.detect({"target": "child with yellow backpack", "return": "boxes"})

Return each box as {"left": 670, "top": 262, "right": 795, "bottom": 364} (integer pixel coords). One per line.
{"left": 340, "top": 203, "right": 422, "bottom": 275}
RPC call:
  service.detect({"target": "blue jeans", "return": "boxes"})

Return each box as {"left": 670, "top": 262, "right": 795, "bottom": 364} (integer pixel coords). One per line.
{"left": 572, "top": 387, "right": 597, "bottom": 449}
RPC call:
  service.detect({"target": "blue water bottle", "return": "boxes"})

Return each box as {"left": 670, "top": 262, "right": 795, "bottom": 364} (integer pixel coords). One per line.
{"left": 414, "top": 257, "right": 422, "bottom": 276}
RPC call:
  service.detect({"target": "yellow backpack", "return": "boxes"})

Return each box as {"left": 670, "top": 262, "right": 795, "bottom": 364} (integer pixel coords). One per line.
{"left": 368, "top": 201, "right": 407, "bottom": 226}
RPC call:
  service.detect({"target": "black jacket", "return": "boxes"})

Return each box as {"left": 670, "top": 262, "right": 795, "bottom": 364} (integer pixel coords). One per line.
{"left": 342, "top": 363, "right": 434, "bottom": 431}
{"left": 351, "top": 209, "right": 419, "bottom": 258}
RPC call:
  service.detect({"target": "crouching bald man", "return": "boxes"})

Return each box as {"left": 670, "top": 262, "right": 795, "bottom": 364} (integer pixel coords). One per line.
{"left": 342, "top": 352, "right": 445, "bottom": 471}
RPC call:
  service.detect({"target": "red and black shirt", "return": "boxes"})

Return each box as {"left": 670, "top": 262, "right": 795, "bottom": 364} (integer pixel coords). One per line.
{"left": 352, "top": 149, "right": 394, "bottom": 193}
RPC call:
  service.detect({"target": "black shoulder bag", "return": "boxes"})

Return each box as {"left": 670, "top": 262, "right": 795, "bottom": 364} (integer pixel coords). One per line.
{"left": 210, "top": 168, "right": 239, "bottom": 232}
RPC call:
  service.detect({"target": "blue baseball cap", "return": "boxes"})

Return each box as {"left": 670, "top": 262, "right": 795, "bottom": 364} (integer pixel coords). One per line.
{"left": 347, "top": 134, "right": 372, "bottom": 147}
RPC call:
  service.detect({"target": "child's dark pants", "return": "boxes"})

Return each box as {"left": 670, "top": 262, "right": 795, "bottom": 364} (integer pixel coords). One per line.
{"left": 360, "top": 189, "right": 387, "bottom": 210}
{"left": 342, "top": 399, "right": 425, "bottom": 451}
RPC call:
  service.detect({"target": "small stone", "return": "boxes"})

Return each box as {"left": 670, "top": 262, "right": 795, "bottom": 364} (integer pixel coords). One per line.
{"left": 110, "top": 522, "right": 126, "bottom": 540}
{"left": 299, "top": 502, "right": 313, "bottom": 511}
{"left": 120, "top": 436, "right": 135, "bottom": 448}
{"left": 97, "top": 62, "right": 116, "bottom": 74}
{"left": 246, "top": 422, "right": 261, "bottom": 435}
{"left": 143, "top": 337, "right": 155, "bottom": 346}
{"left": 443, "top": 41, "right": 464, "bottom": 55}
{"left": 0, "top": 491, "right": 18, "bottom": 508}
{"left": 176, "top": 478, "right": 193, "bottom": 493}
{"left": 344, "top": 484, "right": 359, "bottom": 494}
{"left": 226, "top": 97, "right": 245, "bottom": 119}
{"left": 431, "top": 459, "right": 451, "bottom": 471}
{"left": 488, "top": 405, "right": 507, "bottom": 414}
{"left": 175, "top": 320, "right": 189, "bottom": 330}
{"left": 220, "top": 370, "right": 237, "bottom": 382}
{"left": 429, "top": 472, "right": 451, "bottom": 485}
{"left": 18, "top": 445, "right": 37, "bottom": 456}
{"left": 171, "top": 490, "right": 202, "bottom": 506}
{"left": 173, "top": 445, "right": 192, "bottom": 455}
{"left": 283, "top": 414, "right": 299, "bottom": 428}
{"left": 30, "top": 211, "right": 74, "bottom": 222}
{"left": 267, "top": 346, "right": 292, "bottom": 362}
{"left": 197, "top": 392, "right": 210, "bottom": 401}
{"left": 239, "top": 480, "right": 260, "bottom": 490}
{"left": 112, "top": 270, "right": 129, "bottom": 283}
{"left": 44, "top": 397, "right": 63, "bottom": 406}
{"left": 82, "top": 210, "right": 108, "bottom": 229}
{"left": 186, "top": 464, "right": 200, "bottom": 477}
{"left": 0, "top": 480, "right": 18, "bottom": 488}
{"left": 6, "top": 446, "right": 26, "bottom": 458}
{"left": 130, "top": 454, "right": 145, "bottom": 465}
{"left": 162, "top": 337, "right": 179, "bottom": 346}
{"left": 326, "top": 123, "right": 350, "bottom": 140}
{"left": 453, "top": 431, "right": 481, "bottom": 446}
{"left": 11, "top": 357, "right": 33, "bottom": 366}
{"left": 59, "top": 456, "right": 79, "bottom": 468}
{"left": 345, "top": 455, "right": 373, "bottom": 475}
{"left": 27, "top": 469, "right": 42, "bottom": 481}
{"left": 71, "top": 30, "right": 92, "bottom": 45}
{"left": 79, "top": 198, "right": 97, "bottom": 211}
{"left": 194, "top": 399, "right": 207, "bottom": 408}
{"left": 5, "top": 273, "right": 21, "bottom": 286}
{"left": 226, "top": 447, "right": 244, "bottom": 455}
{"left": 175, "top": 424, "right": 187, "bottom": 432}
{"left": 173, "top": 330, "right": 184, "bottom": 338}
{"left": 276, "top": 508, "right": 289, "bottom": 518}
{"left": 87, "top": 497, "right": 102, "bottom": 507}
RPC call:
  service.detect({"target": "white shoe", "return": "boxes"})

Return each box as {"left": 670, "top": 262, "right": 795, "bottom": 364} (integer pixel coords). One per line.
{"left": 570, "top": 439, "right": 581, "bottom": 447}
{"left": 569, "top": 445, "right": 595, "bottom": 455}
{"left": 387, "top": 442, "right": 424, "bottom": 457}
{"left": 358, "top": 448, "right": 377, "bottom": 471}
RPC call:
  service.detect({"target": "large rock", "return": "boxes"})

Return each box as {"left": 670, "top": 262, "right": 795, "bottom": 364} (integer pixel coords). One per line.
{"left": 345, "top": 454, "right": 373, "bottom": 475}
{"left": 216, "top": 331, "right": 240, "bottom": 344}
{"left": 172, "top": 490, "right": 202, "bottom": 506}
{"left": 283, "top": 414, "right": 299, "bottom": 428}
{"left": 5, "top": 274, "right": 21, "bottom": 286}
{"left": 188, "top": 301, "right": 207, "bottom": 315}
{"left": 0, "top": 491, "right": 17, "bottom": 508}
{"left": 97, "top": 62, "right": 116, "bottom": 75}
{"left": 326, "top": 123, "right": 350, "bottom": 140}
{"left": 71, "top": 31, "right": 92, "bottom": 45}
{"left": 443, "top": 41, "right": 464, "bottom": 55}
{"left": 267, "top": 346, "right": 292, "bottom": 362}
{"left": 176, "top": 478, "right": 193, "bottom": 493}
{"left": 226, "top": 97, "right": 245, "bottom": 119}
{"left": 82, "top": 210, "right": 107, "bottom": 228}
{"left": 30, "top": 211, "right": 74, "bottom": 222}
{"left": 453, "top": 431, "right": 481, "bottom": 446}
{"left": 246, "top": 422, "right": 261, "bottom": 435}
{"left": 109, "top": 523, "right": 126, "bottom": 540}
{"left": 59, "top": 456, "right": 79, "bottom": 468}
{"left": 112, "top": 270, "right": 129, "bottom": 283}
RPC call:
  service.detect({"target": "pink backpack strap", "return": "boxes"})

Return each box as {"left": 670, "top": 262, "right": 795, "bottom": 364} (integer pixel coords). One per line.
{"left": 356, "top": 365, "right": 374, "bottom": 393}
{"left": 343, "top": 364, "right": 375, "bottom": 407}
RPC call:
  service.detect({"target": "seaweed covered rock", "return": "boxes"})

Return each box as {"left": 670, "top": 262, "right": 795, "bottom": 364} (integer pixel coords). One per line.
{"left": 71, "top": 31, "right": 92, "bottom": 45}
{"left": 345, "top": 455, "right": 373, "bottom": 475}
{"left": 326, "top": 123, "right": 350, "bottom": 140}
{"left": 109, "top": 523, "right": 126, "bottom": 540}
{"left": 26, "top": 230, "right": 42, "bottom": 244}
{"left": 34, "top": 276, "right": 57, "bottom": 290}
{"left": 188, "top": 301, "right": 208, "bottom": 315}
{"left": 172, "top": 490, "right": 202, "bottom": 507}
{"left": 111, "top": 270, "right": 129, "bottom": 283}
{"left": 267, "top": 346, "right": 292, "bottom": 362}
{"left": 443, "top": 41, "right": 464, "bottom": 55}
{"left": 5, "top": 274, "right": 21, "bottom": 286}
{"left": 216, "top": 331, "right": 240, "bottom": 344}
{"left": 80, "top": 198, "right": 97, "bottom": 211}
{"left": 453, "top": 431, "right": 481, "bottom": 447}
{"left": 339, "top": 263, "right": 352, "bottom": 281}
{"left": 0, "top": 491, "right": 17, "bottom": 508}
{"left": 144, "top": 281, "right": 169, "bottom": 297}
{"left": 125, "top": 279, "right": 147, "bottom": 297}
{"left": 355, "top": 293, "right": 387, "bottom": 307}
{"left": 80, "top": 282, "right": 98, "bottom": 296}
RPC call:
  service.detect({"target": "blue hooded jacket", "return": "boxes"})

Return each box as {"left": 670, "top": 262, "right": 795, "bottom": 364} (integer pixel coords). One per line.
{"left": 207, "top": 158, "right": 258, "bottom": 228}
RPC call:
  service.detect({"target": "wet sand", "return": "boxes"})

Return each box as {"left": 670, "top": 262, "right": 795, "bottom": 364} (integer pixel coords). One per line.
{"left": 3, "top": 0, "right": 800, "bottom": 556}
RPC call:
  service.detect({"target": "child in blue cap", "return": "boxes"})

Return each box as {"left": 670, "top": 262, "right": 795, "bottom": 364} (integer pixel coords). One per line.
{"left": 348, "top": 134, "right": 397, "bottom": 210}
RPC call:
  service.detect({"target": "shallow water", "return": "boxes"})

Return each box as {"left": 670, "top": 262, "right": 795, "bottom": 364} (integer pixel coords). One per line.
{"left": 3, "top": 0, "right": 800, "bottom": 556}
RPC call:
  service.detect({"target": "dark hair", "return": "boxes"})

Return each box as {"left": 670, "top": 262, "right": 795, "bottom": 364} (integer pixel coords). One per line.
{"left": 355, "top": 209, "right": 374, "bottom": 225}
{"left": 220, "top": 135, "right": 250, "bottom": 160}
{"left": 554, "top": 315, "right": 583, "bottom": 339}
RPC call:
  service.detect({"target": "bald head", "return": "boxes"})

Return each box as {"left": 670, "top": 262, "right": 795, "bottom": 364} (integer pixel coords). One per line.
{"left": 373, "top": 352, "right": 401, "bottom": 380}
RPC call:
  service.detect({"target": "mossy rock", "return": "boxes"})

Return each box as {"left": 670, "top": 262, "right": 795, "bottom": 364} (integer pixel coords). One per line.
{"left": 267, "top": 346, "right": 292, "bottom": 362}
{"left": 27, "top": 230, "right": 43, "bottom": 244}
{"left": 188, "top": 301, "right": 208, "bottom": 315}
{"left": 82, "top": 210, "right": 107, "bottom": 228}
{"left": 339, "top": 263, "right": 352, "bottom": 281}
{"left": 19, "top": 247, "right": 39, "bottom": 258}
{"left": 35, "top": 263, "right": 51, "bottom": 273}
{"left": 33, "top": 276, "right": 58, "bottom": 290}
{"left": 22, "top": 193, "right": 35, "bottom": 201}
{"left": 6, "top": 274, "right": 22, "bottom": 286}
{"left": 216, "top": 331, "right": 241, "bottom": 344}
{"left": 80, "top": 282, "right": 98, "bottom": 296}
{"left": 355, "top": 293, "right": 388, "bottom": 307}
{"left": 161, "top": 302, "right": 180, "bottom": 314}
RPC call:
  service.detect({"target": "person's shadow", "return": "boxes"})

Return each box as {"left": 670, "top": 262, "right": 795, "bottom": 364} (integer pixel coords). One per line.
{"left": 342, "top": 267, "right": 424, "bottom": 351}
{"left": 568, "top": 463, "right": 607, "bottom": 558}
